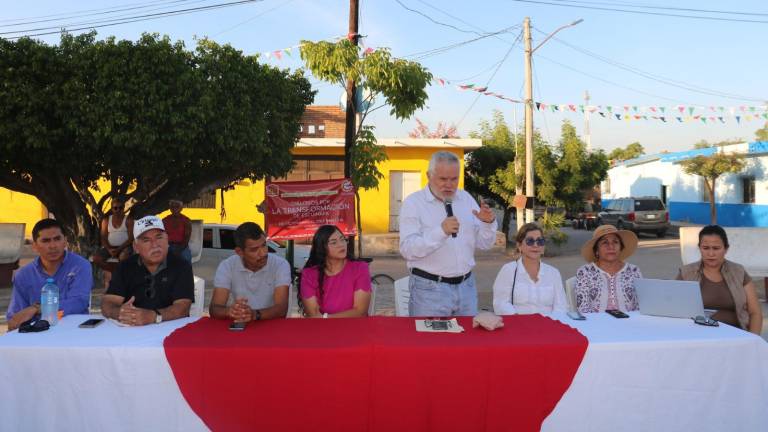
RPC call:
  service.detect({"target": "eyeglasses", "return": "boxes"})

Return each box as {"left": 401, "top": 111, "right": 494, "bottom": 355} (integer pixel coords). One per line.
{"left": 524, "top": 237, "right": 546, "bottom": 247}
{"left": 328, "top": 237, "right": 348, "bottom": 247}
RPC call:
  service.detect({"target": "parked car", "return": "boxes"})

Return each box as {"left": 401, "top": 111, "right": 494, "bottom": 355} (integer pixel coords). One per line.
{"left": 203, "top": 223, "right": 310, "bottom": 270}
{"left": 598, "top": 197, "right": 670, "bottom": 237}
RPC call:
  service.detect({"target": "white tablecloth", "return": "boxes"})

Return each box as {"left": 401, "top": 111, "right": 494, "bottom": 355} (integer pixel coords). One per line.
{"left": 1, "top": 313, "right": 767, "bottom": 432}
{"left": 545, "top": 312, "right": 768, "bottom": 432}
{"left": 0, "top": 315, "right": 207, "bottom": 432}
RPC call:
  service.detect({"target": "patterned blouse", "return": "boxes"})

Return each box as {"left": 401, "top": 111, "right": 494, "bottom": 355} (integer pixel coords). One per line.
{"left": 574, "top": 262, "right": 642, "bottom": 313}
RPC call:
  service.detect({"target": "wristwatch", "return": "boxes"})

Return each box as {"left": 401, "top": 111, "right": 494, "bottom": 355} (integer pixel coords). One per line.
{"left": 154, "top": 309, "right": 162, "bottom": 324}
{"left": 254, "top": 309, "right": 262, "bottom": 321}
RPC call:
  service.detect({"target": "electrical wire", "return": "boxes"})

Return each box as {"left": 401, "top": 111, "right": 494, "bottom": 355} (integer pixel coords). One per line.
{"left": 3, "top": 0, "right": 263, "bottom": 39}
{"left": 394, "top": 0, "right": 488, "bottom": 36}
{"left": 546, "top": 0, "right": 768, "bottom": 18}
{"left": 212, "top": 0, "right": 295, "bottom": 36}
{"left": 507, "top": 0, "right": 768, "bottom": 24}
{"left": 532, "top": 26, "right": 765, "bottom": 102}
{"left": 0, "top": 0, "right": 200, "bottom": 25}
{"left": 402, "top": 24, "right": 520, "bottom": 60}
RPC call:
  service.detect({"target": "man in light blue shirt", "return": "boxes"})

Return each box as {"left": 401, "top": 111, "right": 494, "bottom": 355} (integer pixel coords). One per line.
{"left": 6, "top": 219, "right": 92, "bottom": 331}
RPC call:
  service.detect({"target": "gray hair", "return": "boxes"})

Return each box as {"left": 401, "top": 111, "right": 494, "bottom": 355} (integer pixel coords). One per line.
{"left": 427, "top": 151, "right": 460, "bottom": 175}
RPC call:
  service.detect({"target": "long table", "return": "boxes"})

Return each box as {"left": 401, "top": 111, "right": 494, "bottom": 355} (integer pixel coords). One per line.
{"left": 1, "top": 313, "right": 767, "bottom": 432}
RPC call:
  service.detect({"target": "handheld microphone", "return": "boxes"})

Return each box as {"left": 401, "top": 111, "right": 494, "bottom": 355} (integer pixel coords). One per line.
{"left": 445, "top": 198, "right": 456, "bottom": 238}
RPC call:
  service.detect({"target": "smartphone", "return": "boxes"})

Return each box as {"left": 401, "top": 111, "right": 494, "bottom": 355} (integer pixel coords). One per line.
{"left": 79, "top": 318, "right": 105, "bottom": 328}
{"left": 567, "top": 311, "right": 586, "bottom": 321}
{"left": 429, "top": 321, "right": 450, "bottom": 330}
{"left": 229, "top": 322, "right": 247, "bottom": 331}
{"left": 606, "top": 309, "right": 630, "bottom": 319}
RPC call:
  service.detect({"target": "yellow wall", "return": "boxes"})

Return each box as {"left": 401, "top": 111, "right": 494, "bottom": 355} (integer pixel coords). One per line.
{"left": 1, "top": 147, "right": 466, "bottom": 238}
{"left": 0, "top": 189, "right": 46, "bottom": 237}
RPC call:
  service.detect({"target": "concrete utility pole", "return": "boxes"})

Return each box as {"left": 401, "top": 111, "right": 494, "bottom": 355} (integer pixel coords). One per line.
{"left": 523, "top": 17, "right": 583, "bottom": 224}
{"left": 343, "top": 0, "right": 359, "bottom": 179}
{"left": 584, "top": 90, "right": 592, "bottom": 152}
{"left": 523, "top": 17, "right": 535, "bottom": 224}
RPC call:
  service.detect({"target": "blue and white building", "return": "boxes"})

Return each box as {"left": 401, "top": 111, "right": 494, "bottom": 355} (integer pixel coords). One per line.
{"left": 602, "top": 141, "right": 768, "bottom": 227}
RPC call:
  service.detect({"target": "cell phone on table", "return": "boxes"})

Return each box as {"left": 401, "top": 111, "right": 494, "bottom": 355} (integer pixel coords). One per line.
{"left": 606, "top": 309, "right": 629, "bottom": 319}
{"left": 567, "top": 311, "right": 586, "bottom": 321}
{"left": 229, "top": 322, "right": 247, "bottom": 331}
{"left": 79, "top": 318, "right": 105, "bottom": 328}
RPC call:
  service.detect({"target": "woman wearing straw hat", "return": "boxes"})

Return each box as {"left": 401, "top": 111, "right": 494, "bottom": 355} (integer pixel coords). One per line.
{"left": 575, "top": 225, "right": 642, "bottom": 313}
{"left": 492, "top": 222, "right": 568, "bottom": 315}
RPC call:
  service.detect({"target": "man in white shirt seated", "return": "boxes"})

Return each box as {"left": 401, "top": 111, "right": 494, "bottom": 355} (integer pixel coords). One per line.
{"left": 398, "top": 151, "right": 498, "bottom": 317}
{"left": 209, "top": 222, "right": 291, "bottom": 322}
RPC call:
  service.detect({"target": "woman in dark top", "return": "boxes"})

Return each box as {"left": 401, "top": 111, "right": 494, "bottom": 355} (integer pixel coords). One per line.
{"left": 677, "top": 225, "right": 762, "bottom": 334}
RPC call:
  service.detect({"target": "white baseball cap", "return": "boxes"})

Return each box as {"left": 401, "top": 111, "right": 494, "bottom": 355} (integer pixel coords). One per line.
{"left": 133, "top": 215, "right": 165, "bottom": 239}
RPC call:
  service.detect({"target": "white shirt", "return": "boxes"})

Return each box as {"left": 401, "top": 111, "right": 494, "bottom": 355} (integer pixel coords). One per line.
{"left": 492, "top": 259, "right": 568, "bottom": 315}
{"left": 399, "top": 187, "right": 498, "bottom": 277}
{"left": 213, "top": 254, "right": 292, "bottom": 310}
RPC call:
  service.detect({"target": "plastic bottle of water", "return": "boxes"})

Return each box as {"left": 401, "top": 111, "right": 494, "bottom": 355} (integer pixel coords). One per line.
{"left": 40, "top": 278, "right": 59, "bottom": 326}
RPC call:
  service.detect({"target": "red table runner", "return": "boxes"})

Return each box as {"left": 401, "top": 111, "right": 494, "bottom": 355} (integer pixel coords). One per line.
{"left": 163, "top": 315, "right": 587, "bottom": 432}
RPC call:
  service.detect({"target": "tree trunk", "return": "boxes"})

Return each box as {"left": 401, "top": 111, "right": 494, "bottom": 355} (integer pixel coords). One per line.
{"left": 355, "top": 190, "right": 362, "bottom": 258}
{"left": 708, "top": 177, "right": 717, "bottom": 225}
{"left": 501, "top": 207, "right": 512, "bottom": 248}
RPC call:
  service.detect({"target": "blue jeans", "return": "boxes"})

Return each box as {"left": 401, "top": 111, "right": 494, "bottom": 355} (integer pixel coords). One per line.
{"left": 408, "top": 273, "right": 478, "bottom": 317}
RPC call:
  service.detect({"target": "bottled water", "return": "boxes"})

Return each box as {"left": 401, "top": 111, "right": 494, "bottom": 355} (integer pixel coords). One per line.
{"left": 40, "top": 278, "right": 59, "bottom": 326}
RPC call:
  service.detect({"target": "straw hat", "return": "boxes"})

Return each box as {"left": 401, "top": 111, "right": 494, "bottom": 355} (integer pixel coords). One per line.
{"left": 580, "top": 225, "right": 638, "bottom": 262}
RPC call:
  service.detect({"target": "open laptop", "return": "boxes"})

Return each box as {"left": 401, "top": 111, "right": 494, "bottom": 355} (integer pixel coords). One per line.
{"left": 634, "top": 278, "right": 705, "bottom": 319}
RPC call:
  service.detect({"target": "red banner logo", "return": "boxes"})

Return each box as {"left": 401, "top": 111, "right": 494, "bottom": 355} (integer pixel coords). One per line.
{"left": 266, "top": 179, "right": 357, "bottom": 240}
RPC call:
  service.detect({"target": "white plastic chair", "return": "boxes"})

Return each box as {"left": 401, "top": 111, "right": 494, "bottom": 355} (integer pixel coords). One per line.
{"left": 394, "top": 277, "right": 410, "bottom": 317}
{"left": 189, "top": 276, "right": 206, "bottom": 317}
{"left": 287, "top": 283, "right": 300, "bottom": 318}
{"left": 189, "top": 220, "right": 204, "bottom": 264}
{"left": 0, "top": 223, "right": 25, "bottom": 265}
{"left": 564, "top": 276, "right": 577, "bottom": 312}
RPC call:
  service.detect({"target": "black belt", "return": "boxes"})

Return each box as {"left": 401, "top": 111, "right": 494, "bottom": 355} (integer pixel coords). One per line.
{"left": 411, "top": 268, "right": 471, "bottom": 285}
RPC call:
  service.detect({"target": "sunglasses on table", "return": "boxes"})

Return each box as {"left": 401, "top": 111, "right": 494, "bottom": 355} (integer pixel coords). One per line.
{"left": 524, "top": 237, "right": 546, "bottom": 247}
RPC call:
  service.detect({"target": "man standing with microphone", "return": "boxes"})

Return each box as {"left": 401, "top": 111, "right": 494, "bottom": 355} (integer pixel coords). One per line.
{"left": 399, "top": 151, "right": 498, "bottom": 316}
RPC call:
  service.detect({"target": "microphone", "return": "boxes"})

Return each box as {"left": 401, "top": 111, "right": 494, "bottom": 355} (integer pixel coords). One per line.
{"left": 445, "top": 198, "right": 456, "bottom": 238}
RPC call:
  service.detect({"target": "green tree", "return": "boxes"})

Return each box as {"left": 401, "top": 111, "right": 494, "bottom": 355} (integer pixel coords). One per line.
{"left": 300, "top": 39, "right": 432, "bottom": 176}
{"left": 541, "top": 122, "right": 609, "bottom": 213}
{"left": 0, "top": 32, "right": 313, "bottom": 251}
{"left": 680, "top": 153, "right": 746, "bottom": 224}
{"left": 755, "top": 122, "right": 768, "bottom": 141}
{"left": 607, "top": 141, "right": 644, "bottom": 160}
{"left": 349, "top": 126, "right": 387, "bottom": 255}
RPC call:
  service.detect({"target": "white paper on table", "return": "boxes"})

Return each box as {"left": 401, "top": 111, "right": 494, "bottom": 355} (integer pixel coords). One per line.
{"left": 415, "top": 319, "right": 464, "bottom": 333}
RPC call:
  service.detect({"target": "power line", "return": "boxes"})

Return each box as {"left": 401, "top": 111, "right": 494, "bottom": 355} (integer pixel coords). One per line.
{"left": 0, "top": 0, "right": 197, "bottom": 24}
{"left": 533, "top": 27, "right": 766, "bottom": 102}
{"left": 3, "top": 0, "right": 264, "bottom": 39}
{"left": 546, "top": 0, "right": 768, "bottom": 18}
{"left": 393, "top": 0, "right": 487, "bottom": 36}
{"left": 507, "top": 0, "right": 768, "bottom": 24}
{"left": 402, "top": 24, "right": 520, "bottom": 60}
{"left": 456, "top": 30, "right": 523, "bottom": 127}
{"left": 212, "top": 0, "right": 295, "bottom": 37}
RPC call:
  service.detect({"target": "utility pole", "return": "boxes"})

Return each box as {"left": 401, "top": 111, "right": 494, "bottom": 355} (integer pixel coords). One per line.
{"left": 523, "top": 17, "right": 535, "bottom": 224}
{"left": 584, "top": 90, "right": 591, "bottom": 152}
{"left": 343, "top": 0, "right": 359, "bottom": 178}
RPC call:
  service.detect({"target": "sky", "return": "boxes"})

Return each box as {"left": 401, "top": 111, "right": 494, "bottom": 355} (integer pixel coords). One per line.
{"left": 3, "top": 0, "right": 767, "bottom": 155}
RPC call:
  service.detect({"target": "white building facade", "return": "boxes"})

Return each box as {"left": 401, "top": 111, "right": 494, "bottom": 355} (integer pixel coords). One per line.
{"left": 602, "top": 141, "right": 768, "bottom": 226}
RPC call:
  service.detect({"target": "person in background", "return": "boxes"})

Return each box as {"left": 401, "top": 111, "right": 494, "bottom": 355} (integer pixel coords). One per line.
{"left": 6, "top": 219, "right": 92, "bottom": 331}
{"left": 163, "top": 199, "right": 192, "bottom": 263}
{"left": 101, "top": 216, "right": 193, "bottom": 326}
{"left": 209, "top": 222, "right": 291, "bottom": 322}
{"left": 398, "top": 150, "right": 497, "bottom": 317}
{"left": 677, "top": 225, "right": 762, "bottom": 334}
{"left": 92, "top": 196, "right": 133, "bottom": 285}
{"left": 299, "top": 225, "right": 371, "bottom": 318}
{"left": 575, "top": 225, "right": 642, "bottom": 313}
{"left": 493, "top": 223, "right": 567, "bottom": 315}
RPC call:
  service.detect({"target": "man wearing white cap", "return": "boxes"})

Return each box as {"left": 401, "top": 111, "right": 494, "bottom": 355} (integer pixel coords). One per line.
{"left": 101, "top": 215, "right": 194, "bottom": 326}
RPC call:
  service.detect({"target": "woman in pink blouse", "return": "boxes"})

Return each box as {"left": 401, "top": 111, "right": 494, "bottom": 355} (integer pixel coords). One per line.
{"left": 575, "top": 225, "right": 642, "bottom": 313}
{"left": 299, "top": 225, "right": 371, "bottom": 318}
